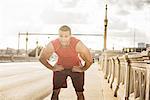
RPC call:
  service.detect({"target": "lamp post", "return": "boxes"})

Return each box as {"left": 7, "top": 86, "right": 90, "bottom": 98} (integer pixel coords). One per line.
{"left": 103, "top": 4, "right": 108, "bottom": 50}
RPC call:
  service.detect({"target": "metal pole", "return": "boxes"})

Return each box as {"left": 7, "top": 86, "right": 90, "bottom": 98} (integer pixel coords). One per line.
{"left": 35, "top": 40, "right": 38, "bottom": 58}
{"left": 26, "top": 32, "right": 28, "bottom": 56}
{"left": 104, "top": 4, "right": 108, "bottom": 50}
{"left": 17, "top": 32, "right": 20, "bottom": 55}
{"left": 134, "top": 28, "right": 135, "bottom": 48}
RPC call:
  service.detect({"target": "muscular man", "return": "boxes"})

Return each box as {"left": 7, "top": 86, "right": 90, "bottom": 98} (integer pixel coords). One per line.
{"left": 39, "top": 25, "right": 93, "bottom": 100}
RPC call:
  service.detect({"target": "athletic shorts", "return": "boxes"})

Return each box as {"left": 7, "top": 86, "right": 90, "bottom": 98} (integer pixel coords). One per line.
{"left": 53, "top": 69, "right": 84, "bottom": 92}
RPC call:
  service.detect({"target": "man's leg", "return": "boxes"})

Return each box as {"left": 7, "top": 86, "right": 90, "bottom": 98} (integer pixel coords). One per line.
{"left": 51, "top": 89, "right": 61, "bottom": 100}
{"left": 52, "top": 70, "right": 68, "bottom": 100}
{"left": 76, "top": 92, "right": 85, "bottom": 100}
{"left": 70, "top": 72, "right": 85, "bottom": 100}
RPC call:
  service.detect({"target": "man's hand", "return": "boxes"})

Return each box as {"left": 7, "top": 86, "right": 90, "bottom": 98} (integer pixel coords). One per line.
{"left": 52, "top": 64, "right": 64, "bottom": 72}
{"left": 72, "top": 66, "right": 84, "bottom": 72}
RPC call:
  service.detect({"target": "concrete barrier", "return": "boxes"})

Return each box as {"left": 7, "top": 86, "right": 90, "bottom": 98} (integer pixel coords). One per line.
{"left": 99, "top": 50, "right": 150, "bottom": 100}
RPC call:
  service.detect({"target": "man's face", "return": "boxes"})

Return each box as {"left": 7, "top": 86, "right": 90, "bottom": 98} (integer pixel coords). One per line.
{"left": 59, "top": 30, "right": 71, "bottom": 46}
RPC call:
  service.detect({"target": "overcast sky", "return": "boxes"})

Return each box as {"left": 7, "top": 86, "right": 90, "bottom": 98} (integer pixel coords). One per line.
{"left": 0, "top": 0, "right": 150, "bottom": 50}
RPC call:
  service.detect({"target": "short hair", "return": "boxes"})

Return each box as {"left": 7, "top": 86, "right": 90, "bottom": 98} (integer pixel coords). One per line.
{"left": 59, "top": 25, "right": 71, "bottom": 34}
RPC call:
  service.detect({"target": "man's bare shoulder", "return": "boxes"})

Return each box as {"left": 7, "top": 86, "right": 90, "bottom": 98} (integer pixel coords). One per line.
{"left": 39, "top": 42, "right": 55, "bottom": 60}
{"left": 41, "top": 42, "right": 54, "bottom": 54}
{"left": 43, "top": 42, "right": 55, "bottom": 53}
{"left": 76, "top": 41, "right": 88, "bottom": 53}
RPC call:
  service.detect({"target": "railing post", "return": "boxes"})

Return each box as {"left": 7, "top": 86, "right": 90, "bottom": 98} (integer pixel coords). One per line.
{"left": 124, "top": 54, "right": 130, "bottom": 100}
{"left": 110, "top": 58, "right": 115, "bottom": 88}
{"left": 99, "top": 58, "right": 104, "bottom": 71}
{"left": 108, "top": 59, "right": 112, "bottom": 83}
{"left": 102, "top": 58, "right": 105, "bottom": 70}
{"left": 104, "top": 55, "right": 108, "bottom": 79}
{"left": 10, "top": 55, "right": 14, "bottom": 62}
{"left": 114, "top": 57, "right": 120, "bottom": 97}
{"left": 146, "top": 65, "right": 150, "bottom": 100}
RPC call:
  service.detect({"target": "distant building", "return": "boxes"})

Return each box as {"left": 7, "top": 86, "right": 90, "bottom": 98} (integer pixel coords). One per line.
{"left": 122, "top": 47, "right": 146, "bottom": 53}
{"left": 138, "top": 42, "right": 146, "bottom": 48}
{"left": 146, "top": 44, "right": 150, "bottom": 48}
{"left": 137, "top": 42, "right": 150, "bottom": 48}
{"left": 0, "top": 49, "right": 6, "bottom": 55}
{"left": 0, "top": 48, "right": 17, "bottom": 55}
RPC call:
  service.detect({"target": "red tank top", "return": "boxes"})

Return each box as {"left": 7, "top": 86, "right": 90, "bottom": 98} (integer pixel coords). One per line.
{"left": 51, "top": 37, "right": 81, "bottom": 68}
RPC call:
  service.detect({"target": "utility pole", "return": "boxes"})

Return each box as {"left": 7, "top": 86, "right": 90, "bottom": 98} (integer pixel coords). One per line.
{"left": 103, "top": 4, "right": 108, "bottom": 50}
{"left": 35, "top": 40, "right": 39, "bottom": 58}
{"left": 26, "top": 32, "right": 28, "bottom": 56}
{"left": 17, "top": 32, "right": 20, "bottom": 55}
{"left": 134, "top": 28, "right": 135, "bottom": 48}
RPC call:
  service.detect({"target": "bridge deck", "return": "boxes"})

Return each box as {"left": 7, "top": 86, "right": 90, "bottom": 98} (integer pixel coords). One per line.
{"left": 0, "top": 62, "right": 118, "bottom": 100}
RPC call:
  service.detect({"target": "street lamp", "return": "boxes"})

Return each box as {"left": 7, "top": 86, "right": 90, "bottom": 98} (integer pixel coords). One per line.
{"left": 103, "top": 3, "right": 108, "bottom": 50}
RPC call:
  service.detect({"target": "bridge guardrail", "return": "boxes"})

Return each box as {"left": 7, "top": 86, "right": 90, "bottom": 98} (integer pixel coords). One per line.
{"left": 0, "top": 55, "right": 38, "bottom": 62}
{"left": 99, "top": 50, "right": 150, "bottom": 100}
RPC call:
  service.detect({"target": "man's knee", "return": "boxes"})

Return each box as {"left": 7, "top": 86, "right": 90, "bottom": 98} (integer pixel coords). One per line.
{"left": 76, "top": 92, "right": 84, "bottom": 96}
{"left": 76, "top": 92, "right": 85, "bottom": 100}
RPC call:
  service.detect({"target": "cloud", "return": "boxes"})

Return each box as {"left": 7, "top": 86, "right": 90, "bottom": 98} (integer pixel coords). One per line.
{"left": 107, "top": 0, "right": 150, "bottom": 17}
{"left": 116, "top": 9, "right": 130, "bottom": 15}
{"left": 57, "top": 0, "right": 80, "bottom": 8}
{"left": 40, "top": 0, "right": 102, "bottom": 25}
{"left": 108, "top": 0, "right": 150, "bottom": 10}
{"left": 41, "top": 10, "right": 89, "bottom": 24}
{"left": 108, "top": 28, "right": 147, "bottom": 40}
{"left": 108, "top": 17, "right": 129, "bottom": 31}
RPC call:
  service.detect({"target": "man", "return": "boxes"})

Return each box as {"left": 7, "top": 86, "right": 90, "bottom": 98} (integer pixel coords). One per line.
{"left": 39, "top": 25, "right": 93, "bottom": 100}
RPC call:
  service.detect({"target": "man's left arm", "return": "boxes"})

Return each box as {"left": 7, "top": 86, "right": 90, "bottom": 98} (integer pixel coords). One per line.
{"left": 76, "top": 41, "right": 93, "bottom": 71}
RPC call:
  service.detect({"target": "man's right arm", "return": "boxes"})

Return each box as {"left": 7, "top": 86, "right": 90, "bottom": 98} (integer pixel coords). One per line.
{"left": 39, "top": 42, "right": 54, "bottom": 70}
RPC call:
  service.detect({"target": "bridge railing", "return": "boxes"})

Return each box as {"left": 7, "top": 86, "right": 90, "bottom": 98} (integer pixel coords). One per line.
{"left": 0, "top": 55, "right": 38, "bottom": 62}
{"left": 99, "top": 50, "right": 150, "bottom": 100}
